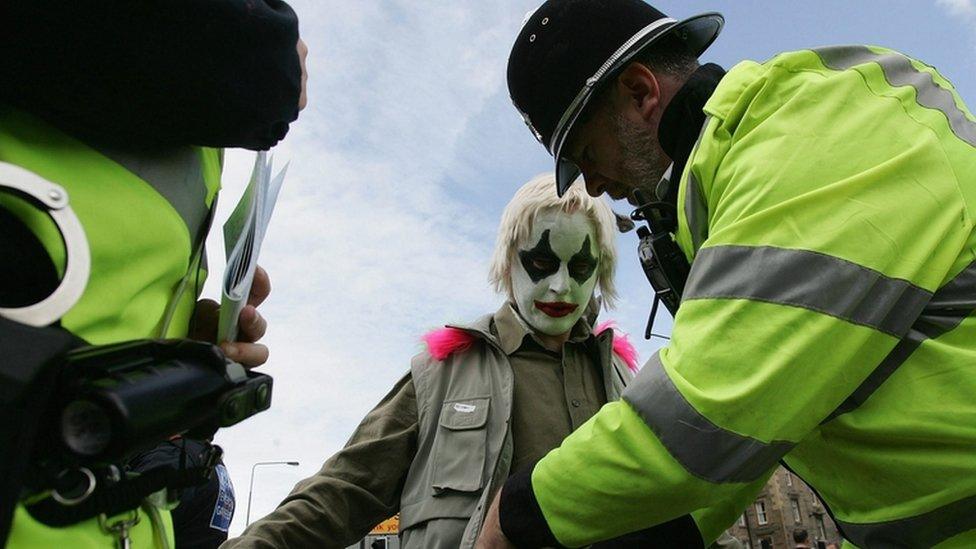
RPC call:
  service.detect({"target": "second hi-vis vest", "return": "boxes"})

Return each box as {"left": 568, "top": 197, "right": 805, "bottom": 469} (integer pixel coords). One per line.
{"left": 527, "top": 46, "right": 976, "bottom": 548}
{"left": 0, "top": 106, "right": 222, "bottom": 548}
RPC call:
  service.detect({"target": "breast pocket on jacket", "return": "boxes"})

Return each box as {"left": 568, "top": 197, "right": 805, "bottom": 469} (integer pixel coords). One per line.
{"left": 431, "top": 396, "right": 490, "bottom": 494}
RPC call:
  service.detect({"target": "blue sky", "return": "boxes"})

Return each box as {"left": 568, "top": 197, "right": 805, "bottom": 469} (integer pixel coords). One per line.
{"left": 207, "top": 0, "right": 976, "bottom": 535}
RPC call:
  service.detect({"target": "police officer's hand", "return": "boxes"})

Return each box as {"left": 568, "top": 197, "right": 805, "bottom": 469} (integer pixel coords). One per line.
{"left": 189, "top": 265, "right": 271, "bottom": 368}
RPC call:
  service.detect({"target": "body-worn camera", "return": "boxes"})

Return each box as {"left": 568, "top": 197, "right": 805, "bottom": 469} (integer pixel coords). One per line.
{"left": 21, "top": 339, "right": 272, "bottom": 526}
{"left": 51, "top": 339, "right": 272, "bottom": 464}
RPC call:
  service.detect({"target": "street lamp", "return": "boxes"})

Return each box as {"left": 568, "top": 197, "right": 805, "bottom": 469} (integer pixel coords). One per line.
{"left": 245, "top": 460, "right": 300, "bottom": 526}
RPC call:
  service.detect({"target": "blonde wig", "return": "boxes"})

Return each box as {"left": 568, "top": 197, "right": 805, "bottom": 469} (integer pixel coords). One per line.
{"left": 488, "top": 173, "right": 618, "bottom": 308}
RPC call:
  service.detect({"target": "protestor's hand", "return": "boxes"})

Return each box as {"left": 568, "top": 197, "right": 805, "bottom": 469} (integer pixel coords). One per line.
{"left": 297, "top": 38, "right": 308, "bottom": 111}
{"left": 188, "top": 265, "right": 271, "bottom": 368}
{"left": 476, "top": 491, "right": 516, "bottom": 549}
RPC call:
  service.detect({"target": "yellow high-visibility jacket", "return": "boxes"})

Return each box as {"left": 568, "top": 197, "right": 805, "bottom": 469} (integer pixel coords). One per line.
{"left": 527, "top": 46, "right": 976, "bottom": 548}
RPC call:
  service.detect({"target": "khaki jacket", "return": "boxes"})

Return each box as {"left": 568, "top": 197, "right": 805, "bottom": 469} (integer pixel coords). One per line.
{"left": 399, "top": 311, "right": 632, "bottom": 549}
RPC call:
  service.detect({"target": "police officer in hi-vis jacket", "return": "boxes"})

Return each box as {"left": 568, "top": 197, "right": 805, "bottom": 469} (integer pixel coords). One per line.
{"left": 478, "top": 1, "right": 976, "bottom": 548}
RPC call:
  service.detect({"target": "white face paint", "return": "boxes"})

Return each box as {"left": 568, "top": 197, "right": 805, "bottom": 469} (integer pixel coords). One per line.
{"left": 511, "top": 209, "right": 600, "bottom": 336}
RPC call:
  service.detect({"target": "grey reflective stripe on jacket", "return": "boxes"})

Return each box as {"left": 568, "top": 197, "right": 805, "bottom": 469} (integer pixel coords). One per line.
{"left": 681, "top": 243, "right": 965, "bottom": 424}
{"left": 399, "top": 313, "right": 630, "bottom": 549}
{"left": 815, "top": 45, "right": 976, "bottom": 147}
{"left": 683, "top": 245, "right": 932, "bottom": 338}
{"left": 624, "top": 244, "right": 936, "bottom": 484}
{"left": 623, "top": 352, "right": 792, "bottom": 484}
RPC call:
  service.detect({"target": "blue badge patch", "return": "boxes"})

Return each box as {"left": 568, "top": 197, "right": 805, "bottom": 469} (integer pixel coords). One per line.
{"left": 209, "top": 464, "right": 236, "bottom": 532}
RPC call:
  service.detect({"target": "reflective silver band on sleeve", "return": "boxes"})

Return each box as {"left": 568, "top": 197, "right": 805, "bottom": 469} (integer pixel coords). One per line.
{"left": 815, "top": 45, "right": 976, "bottom": 147}
{"left": 683, "top": 245, "right": 932, "bottom": 338}
{"left": 827, "top": 258, "right": 976, "bottom": 420}
{"left": 836, "top": 492, "right": 976, "bottom": 548}
{"left": 622, "top": 352, "right": 793, "bottom": 484}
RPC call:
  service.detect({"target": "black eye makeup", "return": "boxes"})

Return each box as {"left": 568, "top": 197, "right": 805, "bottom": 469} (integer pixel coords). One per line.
{"left": 518, "top": 229, "right": 560, "bottom": 282}
{"left": 568, "top": 235, "right": 598, "bottom": 284}
{"left": 518, "top": 230, "right": 599, "bottom": 284}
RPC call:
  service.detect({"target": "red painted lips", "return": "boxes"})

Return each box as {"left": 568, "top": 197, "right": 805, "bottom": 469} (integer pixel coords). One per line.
{"left": 535, "top": 301, "right": 579, "bottom": 318}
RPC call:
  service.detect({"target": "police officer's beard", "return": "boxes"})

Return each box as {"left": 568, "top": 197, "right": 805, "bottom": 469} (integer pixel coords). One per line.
{"left": 612, "top": 111, "right": 666, "bottom": 200}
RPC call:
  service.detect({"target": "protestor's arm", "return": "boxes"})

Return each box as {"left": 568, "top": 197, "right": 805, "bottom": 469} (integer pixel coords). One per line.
{"left": 493, "top": 71, "right": 971, "bottom": 547}
{"left": 0, "top": 0, "right": 303, "bottom": 150}
{"left": 221, "top": 374, "right": 420, "bottom": 549}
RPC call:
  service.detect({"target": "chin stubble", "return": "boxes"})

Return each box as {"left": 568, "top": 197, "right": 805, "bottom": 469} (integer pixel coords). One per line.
{"left": 613, "top": 112, "right": 665, "bottom": 200}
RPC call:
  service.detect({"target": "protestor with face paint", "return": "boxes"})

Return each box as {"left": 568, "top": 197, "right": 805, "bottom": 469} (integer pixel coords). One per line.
{"left": 221, "top": 173, "right": 639, "bottom": 549}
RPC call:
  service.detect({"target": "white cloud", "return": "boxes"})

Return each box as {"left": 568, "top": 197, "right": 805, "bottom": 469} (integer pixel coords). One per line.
{"left": 936, "top": 0, "right": 976, "bottom": 68}
{"left": 937, "top": 0, "right": 976, "bottom": 17}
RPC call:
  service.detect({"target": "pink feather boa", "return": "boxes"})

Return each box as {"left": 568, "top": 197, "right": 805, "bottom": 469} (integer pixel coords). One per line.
{"left": 421, "top": 321, "right": 639, "bottom": 372}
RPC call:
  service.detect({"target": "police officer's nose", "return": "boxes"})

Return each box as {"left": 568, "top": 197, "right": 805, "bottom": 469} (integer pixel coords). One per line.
{"left": 582, "top": 169, "right": 608, "bottom": 198}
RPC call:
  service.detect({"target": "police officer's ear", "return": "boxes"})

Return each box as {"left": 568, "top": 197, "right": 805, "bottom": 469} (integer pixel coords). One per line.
{"left": 613, "top": 62, "right": 662, "bottom": 124}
